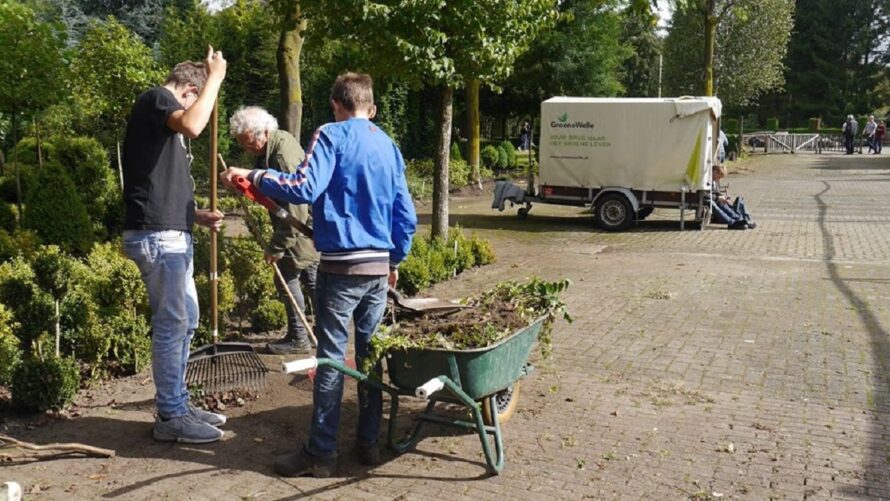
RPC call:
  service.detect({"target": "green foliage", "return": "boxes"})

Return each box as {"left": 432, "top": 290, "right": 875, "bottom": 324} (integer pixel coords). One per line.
{"left": 23, "top": 163, "right": 94, "bottom": 255}
{"left": 407, "top": 158, "right": 471, "bottom": 189}
{"left": 11, "top": 355, "right": 80, "bottom": 411}
{"left": 808, "top": 118, "right": 822, "bottom": 132}
{"left": 499, "top": 140, "right": 516, "bottom": 168}
{"left": 103, "top": 312, "right": 151, "bottom": 375}
{"left": 397, "top": 227, "right": 496, "bottom": 295}
{"left": 194, "top": 271, "right": 237, "bottom": 345}
{"left": 450, "top": 141, "right": 463, "bottom": 162}
{"left": 724, "top": 119, "right": 739, "bottom": 134}
{"left": 496, "top": 145, "right": 509, "bottom": 170}
{"left": 249, "top": 299, "right": 287, "bottom": 334}
{"left": 70, "top": 17, "right": 165, "bottom": 147}
{"left": 83, "top": 242, "right": 147, "bottom": 316}
{"left": 0, "top": 1, "right": 67, "bottom": 119}
{"left": 31, "top": 245, "right": 74, "bottom": 299}
{"left": 620, "top": 3, "right": 661, "bottom": 98}
{"left": 0, "top": 304, "right": 22, "bottom": 385}
{"left": 0, "top": 229, "right": 40, "bottom": 262}
{"left": 0, "top": 257, "right": 54, "bottom": 350}
{"left": 0, "top": 201, "right": 16, "bottom": 232}
{"left": 766, "top": 118, "right": 780, "bottom": 131}
{"left": 663, "top": 0, "right": 794, "bottom": 107}
{"left": 50, "top": 136, "right": 118, "bottom": 238}
{"left": 481, "top": 145, "right": 499, "bottom": 169}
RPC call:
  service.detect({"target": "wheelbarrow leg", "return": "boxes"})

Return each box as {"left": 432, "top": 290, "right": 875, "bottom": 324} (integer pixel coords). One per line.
{"left": 389, "top": 398, "right": 437, "bottom": 454}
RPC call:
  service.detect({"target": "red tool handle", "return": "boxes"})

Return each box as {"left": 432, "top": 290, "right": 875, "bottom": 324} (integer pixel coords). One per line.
{"left": 231, "top": 175, "right": 313, "bottom": 239}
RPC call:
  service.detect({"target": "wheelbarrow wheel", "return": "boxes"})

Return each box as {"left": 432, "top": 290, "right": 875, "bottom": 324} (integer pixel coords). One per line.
{"left": 481, "top": 382, "right": 521, "bottom": 426}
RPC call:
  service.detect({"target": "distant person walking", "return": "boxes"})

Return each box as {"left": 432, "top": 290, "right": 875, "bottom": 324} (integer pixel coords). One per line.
{"left": 519, "top": 121, "right": 531, "bottom": 151}
{"left": 876, "top": 120, "right": 886, "bottom": 154}
{"left": 864, "top": 115, "right": 878, "bottom": 154}
{"left": 842, "top": 115, "right": 858, "bottom": 155}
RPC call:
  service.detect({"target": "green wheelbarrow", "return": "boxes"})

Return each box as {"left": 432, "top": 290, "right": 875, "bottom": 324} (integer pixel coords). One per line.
{"left": 282, "top": 316, "right": 546, "bottom": 475}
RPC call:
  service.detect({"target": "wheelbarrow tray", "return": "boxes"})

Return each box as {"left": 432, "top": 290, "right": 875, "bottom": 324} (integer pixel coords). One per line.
{"left": 386, "top": 316, "right": 545, "bottom": 400}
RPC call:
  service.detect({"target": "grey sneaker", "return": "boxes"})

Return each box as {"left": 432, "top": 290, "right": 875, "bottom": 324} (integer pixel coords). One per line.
{"left": 153, "top": 414, "right": 224, "bottom": 444}
{"left": 188, "top": 404, "right": 227, "bottom": 427}
{"left": 267, "top": 338, "right": 312, "bottom": 355}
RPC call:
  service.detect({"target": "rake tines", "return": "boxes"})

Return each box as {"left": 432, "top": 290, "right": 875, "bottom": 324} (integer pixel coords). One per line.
{"left": 186, "top": 343, "right": 269, "bottom": 394}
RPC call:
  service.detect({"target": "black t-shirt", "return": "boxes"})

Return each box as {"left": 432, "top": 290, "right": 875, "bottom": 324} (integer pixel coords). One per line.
{"left": 122, "top": 87, "right": 196, "bottom": 231}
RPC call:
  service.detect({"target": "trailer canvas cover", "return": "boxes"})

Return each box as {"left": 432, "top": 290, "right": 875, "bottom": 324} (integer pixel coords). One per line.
{"left": 540, "top": 97, "right": 722, "bottom": 192}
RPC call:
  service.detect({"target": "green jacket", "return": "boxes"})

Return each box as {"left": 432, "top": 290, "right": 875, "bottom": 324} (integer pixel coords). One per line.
{"left": 256, "top": 129, "right": 319, "bottom": 267}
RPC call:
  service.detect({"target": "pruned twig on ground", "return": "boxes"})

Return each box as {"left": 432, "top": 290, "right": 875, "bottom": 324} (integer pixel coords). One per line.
{"left": 0, "top": 433, "right": 115, "bottom": 463}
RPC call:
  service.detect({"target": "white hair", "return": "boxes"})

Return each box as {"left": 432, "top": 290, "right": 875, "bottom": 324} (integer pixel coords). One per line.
{"left": 229, "top": 106, "right": 279, "bottom": 136}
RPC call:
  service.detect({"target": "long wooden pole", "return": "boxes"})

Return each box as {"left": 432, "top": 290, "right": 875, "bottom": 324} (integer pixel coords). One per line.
{"left": 210, "top": 101, "right": 219, "bottom": 346}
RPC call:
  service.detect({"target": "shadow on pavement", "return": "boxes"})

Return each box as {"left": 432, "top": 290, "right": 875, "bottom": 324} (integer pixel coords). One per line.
{"left": 814, "top": 173, "right": 890, "bottom": 497}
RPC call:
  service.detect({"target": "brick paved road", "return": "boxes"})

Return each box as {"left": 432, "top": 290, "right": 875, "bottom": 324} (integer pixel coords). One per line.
{"left": 6, "top": 153, "right": 890, "bottom": 500}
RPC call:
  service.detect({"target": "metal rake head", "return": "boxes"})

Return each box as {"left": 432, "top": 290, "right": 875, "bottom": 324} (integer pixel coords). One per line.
{"left": 186, "top": 349, "right": 269, "bottom": 394}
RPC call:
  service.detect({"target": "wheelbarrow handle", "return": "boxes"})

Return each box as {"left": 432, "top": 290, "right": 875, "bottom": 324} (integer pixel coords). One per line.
{"left": 283, "top": 357, "right": 318, "bottom": 374}
{"left": 415, "top": 377, "right": 445, "bottom": 399}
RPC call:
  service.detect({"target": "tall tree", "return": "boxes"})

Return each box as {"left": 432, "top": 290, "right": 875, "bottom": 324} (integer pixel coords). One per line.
{"left": 70, "top": 17, "right": 164, "bottom": 185}
{"left": 0, "top": 1, "right": 67, "bottom": 218}
{"left": 782, "top": 0, "right": 889, "bottom": 125}
{"left": 272, "top": 0, "right": 307, "bottom": 138}
{"left": 621, "top": 2, "right": 662, "bottom": 97}
{"left": 663, "top": 0, "right": 793, "bottom": 106}
{"left": 329, "top": 0, "right": 558, "bottom": 238}
{"left": 500, "top": 0, "right": 630, "bottom": 118}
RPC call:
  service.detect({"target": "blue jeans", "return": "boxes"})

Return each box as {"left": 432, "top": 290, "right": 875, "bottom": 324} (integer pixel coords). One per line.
{"left": 306, "top": 272, "right": 388, "bottom": 457}
{"left": 123, "top": 230, "right": 199, "bottom": 418}
{"left": 711, "top": 197, "right": 751, "bottom": 226}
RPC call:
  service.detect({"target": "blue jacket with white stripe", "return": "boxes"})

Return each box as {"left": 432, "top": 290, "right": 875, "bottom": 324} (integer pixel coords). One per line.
{"left": 250, "top": 118, "right": 417, "bottom": 268}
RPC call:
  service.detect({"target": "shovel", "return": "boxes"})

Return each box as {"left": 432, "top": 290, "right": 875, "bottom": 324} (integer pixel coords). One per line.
{"left": 388, "top": 288, "right": 467, "bottom": 315}
{"left": 186, "top": 100, "right": 268, "bottom": 394}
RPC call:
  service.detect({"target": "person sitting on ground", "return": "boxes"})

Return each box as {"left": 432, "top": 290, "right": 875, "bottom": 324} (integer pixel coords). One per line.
{"left": 229, "top": 106, "right": 319, "bottom": 355}
{"left": 709, "top": 164, "right": 755, "bottom": 230}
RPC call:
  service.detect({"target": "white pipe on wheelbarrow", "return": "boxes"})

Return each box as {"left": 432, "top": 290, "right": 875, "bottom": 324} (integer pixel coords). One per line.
{"left": 282, "top": 357, "right": 318, "bottom": 374}
{"left": 415, "top": 378, "right": 445, "bottom": 399}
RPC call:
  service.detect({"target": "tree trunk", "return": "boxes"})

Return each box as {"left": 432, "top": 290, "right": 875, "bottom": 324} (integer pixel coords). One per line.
{"left": 432, "top": 86, "right": 453, "bottom": 240}
{"left": 277, "top": 3, "right": 306, "bottom": 139}
{"left": 35, "top": 119, "right": 43, "bottom": 169}
{"left": 703, "top": 0, "right": 717, "bottom": 96}
{"left": 465, "top": 78, "right": 482, "bottom": 189}
{"left": 54, "top": 298, "right": 60, "bottom": 357}
{"left": 12, "top": 112, "right": 22, "bottom": 226}
{"left": 116, "top": 140, "right": 124, "bottom": 191}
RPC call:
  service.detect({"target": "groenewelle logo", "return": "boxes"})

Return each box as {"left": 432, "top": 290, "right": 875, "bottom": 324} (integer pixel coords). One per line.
{"left": 551, "top": 112, "right": 595, "bottom": 129}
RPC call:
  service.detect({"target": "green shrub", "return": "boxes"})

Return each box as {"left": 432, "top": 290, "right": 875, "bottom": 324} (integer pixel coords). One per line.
{"left": 194, "top": 270, "right": 237, "bottom": 345}
{"left": 496, "top": 145, "right": 508, "bottom": 170}
{"left": 0, "top": 201, "right": 16, "bottom": 232}
{"left": 481, "top": 145, "right": 499, "bottom": 169}
{"left": 450, "top": 141, "right": 463, "bottom": 162}
{"left": 500, "top": 140, "right": 516, "bottom": 168}
{"left": 0, "top": 229, "right": 41, "bottom": 262}
{"left": 766, "top": 117, "right": 779, "bottom": 131}
{"left": 250, "top": 299, "right": 287, "bottom": 334}
{"left": 0, "top": 304, "right": 22, "bottom": 385}
{"left": 24, "top": 164, "right": 94, "bottom": 255}
{"left": 11, "top": 355, "right": 80, "bottom": 411}
{"left": 0, "top": 169, "right": 37, "bottom": 204}
{"left": 52, "top": 137, "right": 115, "bottom": 219}
{"left": 407, "top": 157, "right": 472, "bottom": 189}
{"left": 104, "top": 312, "right": 151, "bottom": 375}
{"left": 59, "top": 288, "right": 108, "bottom": 369}
{"left": 83, "top": 242, "right": 147, "bottom": 315}
{"left": 0, "top": 257, "right": 54, "bottom": 350}
{"left": 450, "top": 159, "right": 470, "bottom": 188}
{"left": 13, "top": 137, "right": 56, "bottom": 166}
{"left": 398, "top": 227, "right": 496, "bottom": 295}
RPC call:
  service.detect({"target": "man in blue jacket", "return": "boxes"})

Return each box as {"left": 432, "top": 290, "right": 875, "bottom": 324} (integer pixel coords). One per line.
{"left": 221, "top": 72, "right": 416, "bottom": 477}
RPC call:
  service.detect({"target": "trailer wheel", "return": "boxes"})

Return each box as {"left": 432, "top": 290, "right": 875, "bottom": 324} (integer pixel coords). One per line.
{"left": 595, "top": 193, "right": 633, "bottom": 231}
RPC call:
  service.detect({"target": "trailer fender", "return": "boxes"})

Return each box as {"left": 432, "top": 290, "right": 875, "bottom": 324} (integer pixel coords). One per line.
{"left": 591, "top": 188, "right": 639, "bottom": 214}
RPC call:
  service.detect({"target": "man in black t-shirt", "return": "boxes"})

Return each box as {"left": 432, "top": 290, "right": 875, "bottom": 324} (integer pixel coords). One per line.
{"left": 122, "top": 46, "right": 227, "bottom": 444}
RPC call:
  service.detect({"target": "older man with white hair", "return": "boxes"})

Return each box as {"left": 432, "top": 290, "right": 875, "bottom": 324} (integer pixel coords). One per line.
{"left": 230, "top": 106, "right": 319, "bottom": 354}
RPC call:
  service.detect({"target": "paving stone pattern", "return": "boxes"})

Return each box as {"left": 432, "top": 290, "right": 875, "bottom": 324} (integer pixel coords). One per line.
{"left": 7, "top": 153, "right": 890, "bottom": 500}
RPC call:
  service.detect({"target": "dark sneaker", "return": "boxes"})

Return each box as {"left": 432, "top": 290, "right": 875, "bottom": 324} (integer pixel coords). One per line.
{"left": 153, "top": 414, "right": 223, "bottom": 444}
{"left": 188, "top": 403, "right": 227, "bottom": 427}
{"left": 273, "top": 449, "right": 337, "bottom": 478}
{"left": 356, "top": 442, "right": 382, "bottom": 466}
{"left": 267, "top": 338, "right": 313, "bottom": 355}
{"left": 747, "top": 222, "right": 757, "bottom": 229}
{"left": 729, "top": 220, "right": 748, "bottom": 230}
